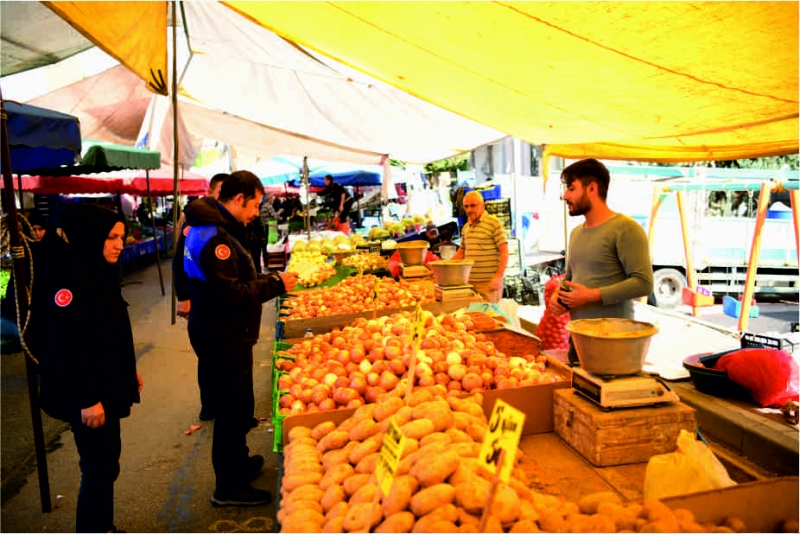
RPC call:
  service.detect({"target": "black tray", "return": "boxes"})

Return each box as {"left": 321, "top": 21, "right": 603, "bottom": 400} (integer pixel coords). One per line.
{"left": 683, "top": 352, "right": 751, "bottom": 400}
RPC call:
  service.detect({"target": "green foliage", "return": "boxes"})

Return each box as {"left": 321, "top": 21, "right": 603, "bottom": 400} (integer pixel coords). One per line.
{"left": 424, "top": 154, "right": 470, "bottom": 174}
{"left": 0, "top": 269, "right": 10, "bottom": 300}
{"left": 652, "top": 155, "right": 798, "bottom": 170}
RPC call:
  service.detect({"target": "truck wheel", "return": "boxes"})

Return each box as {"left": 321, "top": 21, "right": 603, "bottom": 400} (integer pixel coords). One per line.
{"left": 653, "top": 268, "right": 686, "bottom": 309}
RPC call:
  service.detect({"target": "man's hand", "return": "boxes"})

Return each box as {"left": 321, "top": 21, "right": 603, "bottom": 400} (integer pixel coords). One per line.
{"left": 489, "top": 276, "right": 503, "bottom": 292}
{"left": 548, "top": 290, "right": 569, "bottom": 316}
{"left": 176, "top": 300, "right": 191, "bottom": 319}
{"left": 279, "top": 271, "right": 299, "bottom": 292}
{"left": 81, "top": 402, "right": 106, "bottom": 429}
{"left": 551, "top": 281, "right": 601, "bottom": 311}
{"left": 136, "top": 371, "right": 144, "bottom": 394}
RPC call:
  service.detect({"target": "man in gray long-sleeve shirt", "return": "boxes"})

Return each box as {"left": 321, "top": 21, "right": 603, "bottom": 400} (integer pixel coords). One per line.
{"left": 547, "top": 158, "right": 654, "bottom": 365}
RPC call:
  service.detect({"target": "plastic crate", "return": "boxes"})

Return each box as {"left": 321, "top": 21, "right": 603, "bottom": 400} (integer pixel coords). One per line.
{"left": 722, "top": 295, "right": 759, "bottom": 318}
{"left": 273, "top": 414, "right": 285, "bottom": 453}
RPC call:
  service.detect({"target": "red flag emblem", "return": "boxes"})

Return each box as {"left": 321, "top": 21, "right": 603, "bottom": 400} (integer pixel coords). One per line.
{"left": 54, "top": 289, "right": 73, "bottom": 307}
{"left": 215, "top": 244, "right": 231, "bottom": 260}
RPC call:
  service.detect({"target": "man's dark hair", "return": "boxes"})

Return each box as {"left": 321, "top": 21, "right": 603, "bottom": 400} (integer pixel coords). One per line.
{"left": 218, "top": 170, "right": 265, "bottom": 202}
{"left": 324, "top": 174, "right": 334, "bottom": 183}
{"left": 209, "top": 173, "right": 230, "bottom": 190}
{"left": 560, "top": 158, "right": 610, "bottom": 201}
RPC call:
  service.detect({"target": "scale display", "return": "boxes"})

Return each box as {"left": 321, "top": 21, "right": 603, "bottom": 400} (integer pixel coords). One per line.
{"left": 571, "top": 368, "right": 679, "bottom": 409}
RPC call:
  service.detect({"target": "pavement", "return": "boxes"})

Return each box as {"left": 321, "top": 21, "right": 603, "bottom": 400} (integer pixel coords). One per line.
{"left": 1, "top": 258, "right": 282, "bottom": 533}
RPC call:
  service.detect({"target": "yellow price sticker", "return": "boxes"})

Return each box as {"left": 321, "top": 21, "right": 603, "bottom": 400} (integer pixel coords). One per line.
{"left": 375, "top": 417, "right": 407, "bottom": 495}
{"left": 373, "top": 278, "right": 380, "bottom": 302}
{"left": 412, "top": 302, "right": 425, "bottom": 342}
{"left": 478, "top": 399, "right": 526, "bottom": 483}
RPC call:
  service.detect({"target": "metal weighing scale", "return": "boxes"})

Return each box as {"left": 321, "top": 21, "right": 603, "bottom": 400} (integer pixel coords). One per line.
{"left": 400, "top": 264, "right": 431, "bottom": 278}
{"left": 571, "top": 367, "right": 680, "bottom": 409}
{"left": 434, "top": 284, "right": 479, "bottom": 302}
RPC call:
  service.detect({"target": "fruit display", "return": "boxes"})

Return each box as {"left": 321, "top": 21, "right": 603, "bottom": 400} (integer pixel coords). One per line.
{"left": 281, "top": 275, "right": 434, "bottom": 319}
{"left": 277, "top": 393, "right": 765, "bottom": 533}
{"left": 368, "top": 226, "right": 391, "bottom": 240}
{"left": 286, "top": 250, "right": 337, "bottom": 288}
{"left": 274, "top": 310, "right": 560, "bottom": 416}
{"left": 341, "top": 253, "right": 388, "bottom": 272}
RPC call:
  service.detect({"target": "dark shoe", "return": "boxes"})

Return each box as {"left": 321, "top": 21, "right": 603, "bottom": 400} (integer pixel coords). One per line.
{"left": 199, "top": 409, "right": 216, "bottom": 421}
{"left": 245, "top": 455, "right": 265, "bottom": 480}
{"left": 210, "top": 485, "right": 272, "bottom": 507}
{"left": 250, "top": 416, "right": 259, "bottom": 429}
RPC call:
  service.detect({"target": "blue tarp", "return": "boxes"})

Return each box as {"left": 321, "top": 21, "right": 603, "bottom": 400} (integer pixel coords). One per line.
{"left": 288, "top": 169, "right": 382, "bottom": 188}
{"left": 257, "top": 156, "right": 382, "bottom": 188}
{"left": 4, "top": 101, "right": 82, "bottom": 173}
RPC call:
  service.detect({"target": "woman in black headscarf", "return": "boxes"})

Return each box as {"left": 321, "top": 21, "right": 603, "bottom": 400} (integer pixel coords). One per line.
{"left": 26, "top": 203, "right": 142, "bottom": 533}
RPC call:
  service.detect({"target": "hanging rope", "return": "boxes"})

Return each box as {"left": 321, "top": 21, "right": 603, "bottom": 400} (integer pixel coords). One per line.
{"left": 1, "top": 212, "right": 40, "bottom": 365}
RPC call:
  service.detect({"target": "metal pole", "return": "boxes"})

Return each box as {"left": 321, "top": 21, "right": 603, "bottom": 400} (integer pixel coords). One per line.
{"left": 146, "top": 169, "right": 165, "bottom": 295}
{"left": 170, "top": 0, "right": 179, "bottom": 324}
{"left": 303, "top": 157, "right": 311, "bottom": 241}
{"left": 1, "top": 95, "right": 52, "bottom": 513}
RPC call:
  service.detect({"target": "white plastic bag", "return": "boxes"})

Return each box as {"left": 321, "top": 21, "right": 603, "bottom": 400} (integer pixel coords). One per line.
{"left": 643, "top": 429, "right": 736, "bottom": 500}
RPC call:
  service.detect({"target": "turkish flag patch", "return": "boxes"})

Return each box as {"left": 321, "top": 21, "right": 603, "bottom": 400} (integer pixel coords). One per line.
{"left": 183, "top": 225, "right": 191, "bottom": 237}
{"left": 215, "top": 244, "right": 231, "bottom": 260}
{"left": 54, "top": 289, "right": 73, "bottom": 307}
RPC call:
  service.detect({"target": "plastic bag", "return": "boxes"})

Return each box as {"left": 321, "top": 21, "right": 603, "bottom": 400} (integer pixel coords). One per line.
{"left": 643, "top": 429, "right": 736, "bottom": 500}
{"left": 535, "top": 275, "right": 570, "bottom": 350}
{"left": 715, "top": 348, "right": 799, "bottom": 408}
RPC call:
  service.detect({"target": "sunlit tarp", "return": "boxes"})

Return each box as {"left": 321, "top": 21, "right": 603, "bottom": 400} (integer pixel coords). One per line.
{"left": 226, "top": 1, "right": 798, "bottom": 164}
{"left": 42, "top": 1, "right": 168, "bottom": 95}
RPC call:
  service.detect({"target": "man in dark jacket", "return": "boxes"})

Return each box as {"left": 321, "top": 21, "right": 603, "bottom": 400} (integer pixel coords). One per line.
{"left": 322, "top": 174, "right": 354, "bottom": 225}
{"left": 26, "top": 203, "right": 142, "bottom": 533}
{"left": 183, "top": 171, "right": 297, "bottom": 507}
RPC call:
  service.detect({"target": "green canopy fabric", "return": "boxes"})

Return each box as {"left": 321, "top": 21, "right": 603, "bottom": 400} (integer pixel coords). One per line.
{"left": 21, "top": 141, "right": 161, "bottom": 176}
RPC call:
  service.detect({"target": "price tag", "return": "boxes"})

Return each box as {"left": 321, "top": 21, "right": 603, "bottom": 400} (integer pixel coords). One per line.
{"left": 373, "top": 277, "right": 381, "bottom": 302}
{"left": 478, "top": 399, "right": 526, "bottom": 482}
{"left": 412, "top": 302, "right": 425, "bottom": 342}
{"left": 375, "top": 417, "right": 407, "bottom": 495}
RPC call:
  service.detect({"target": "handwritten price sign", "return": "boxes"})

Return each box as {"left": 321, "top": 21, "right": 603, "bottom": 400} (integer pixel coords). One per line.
{"left": 375, "top": 418, "right": 407, "bottom": 495}
{"left": 478, "top": 399, "right": 525, "bottom": 482}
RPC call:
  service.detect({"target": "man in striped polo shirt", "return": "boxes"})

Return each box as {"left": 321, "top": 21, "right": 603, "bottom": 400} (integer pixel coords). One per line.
{"left": 451, "top": 191, "right": 509, "bottom": 302}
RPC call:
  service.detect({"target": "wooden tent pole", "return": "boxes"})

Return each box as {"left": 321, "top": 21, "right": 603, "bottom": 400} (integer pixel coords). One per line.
{"left": 738, "top": 182, "right": 772, "bottom": 331}
{"left": 1, "top": 93, "right": 52, "bottom": 513}
{"left": 790, "top": 189, "right": 799, "bottom": 257}
{"left": 676, "top": 191, "right": 699, "bottom": 316}
{"left": 641, "top": 184, "right": 664, "bottom": 303}
{"left": 170, "top": 0, "right": 179, "bottom": 325}
{"left": 146, "top": 169, "right": 165, "bottom": 295}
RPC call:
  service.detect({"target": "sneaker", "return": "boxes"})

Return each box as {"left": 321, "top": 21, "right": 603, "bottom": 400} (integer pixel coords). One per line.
{"left": 199, "top": 409, "right": 216, "bottom": 421}
{"left": 244, "top": 455, "right": 265, "bottom": 480}
{"left": 210, "top": 485, "right": 272, "bottom": 507}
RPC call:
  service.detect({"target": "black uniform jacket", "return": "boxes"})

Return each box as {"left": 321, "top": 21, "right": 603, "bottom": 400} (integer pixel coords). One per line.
{"left": 183, "top": 197, "right": 287, "bottom": 347}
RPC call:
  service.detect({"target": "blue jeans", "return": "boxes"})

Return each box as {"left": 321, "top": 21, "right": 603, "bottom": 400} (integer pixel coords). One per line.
{"left": 70, "top": 416, "right": 121, "bottom": 533}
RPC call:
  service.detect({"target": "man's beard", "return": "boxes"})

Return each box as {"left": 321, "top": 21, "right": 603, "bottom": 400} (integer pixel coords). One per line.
{"left": 567, "top": 192, "right": 591, "bottom": 217}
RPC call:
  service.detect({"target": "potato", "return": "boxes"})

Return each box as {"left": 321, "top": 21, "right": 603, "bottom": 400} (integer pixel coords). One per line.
{"left": 281, "top": 509, "right": 325, "bottom": 531}
{"left": 380, "top": 405, "right": 414, "bottom": 431}
{"left": 413, "top": 400, "right": 455, "bottom": 432}
{"left": 451, "top": 442, "right": 480, "bottom": 458}
{"left": 349, "top": 483, "right": 378, "bottom": 505}
{"left": 286, "top": 484, "right": 325, "bottom": 504}
{"left": 597, "top": 502, "right": 636, "bottom": 531}
{"left": 400, "top": 418, "right": 436, "bottom": 440}
{"left": 416, "top": 520, "right": 458, "bottom": 533}
{"left": 343, "top": 502, "right": 382, "bottom": 532}
{"left": 350, "top": 436, "right": 382, "bottom": 465}
{"left": 578, "top": 491, "right": 622, "bottom": 515}
{"left": 536, "top": 508, "right": 567, "bottom": 533}
{"left": 458, "top": 524, "right": 478, "bottom": 533}
{"left": 320, "top": 464, "right": 355, "bottom": 491}
{"left": 323, "top": 441, "right": 359, "bottom": 470}
{"left": 406, "top": 389, "right": 435, "bottom": 407}
{"left": 375, "top": 511, "right": 416, "bottom": 533}
{"left": 483, "top": 516, "right": 504, "bottom": 533}
{"left": 464, "top": 420, "right": 487, "bottom": 442}
{"left": 325, "top": 501, "right": 349, "bottom": 522}
{"left": 285, "top": 440, "right": 319, "bottom": 456}
{"left": 419, "top": 431, "right": 451, "bottom": 447}
{"left": 342, "top": 473, "right": 370, "bottom": 497}
{"left": 311, "top": 421, "right": 337, "bottom": 441}
{"left": 285, "top": 459, "right": 324, "bottom": 475}
{"left": 410, "top": 483, "right": 456, "bottom": 517}
{"left": 411, "top": 504, "right": 458, "bottom": 532}
{"left": 401, "top": 438, "right": 420, "bottom": 459}
{"left": 723, "top": 517, "right": 748, "bottom": 533}
{"left": 317, "top": 430, "right": 351, "bottom": 453}
{"left": 411, "top": 449, "right": 459, "bottom": 487}
{"left": 448, "top": 464, "right": 475, "bottom": 487}
{"left": 337, "top": 416, "right": 360, "bottom": 434}
{"left": 277, "top": 499, "right": 323, "bottom": 523}
{"left": 398, "top": 440, "right": 450, "bottom": 475}
{"left": 455, "top": 478, "right": 490, "bottom": 514}
{"left": 457, "top": 507, "right": 481, "bottom": 527}
{"left": 374, "top": 397, "right": 405, "bottom": 422}
{"left": 639, "top": 499, "right": 679, "bottom": 532}
{"left": 509, "top": 519, "right": 541, "bottom": 533}
{"left": 322, "top": 515, "right": 345, "bottom": 533}
{"left": 382, "top": 475, "right": 419, "bottom": 516}
{"left": 444, "top": 427, "right": 472, "bottom": 444}
{"left": 321, "top": 483, "right": 346, "bottom": 513}
{"left": 508, "top": 477, "right": 532, "bottom": 501}
{"left": 283, "top": 472, "right": 323, "bottom": 492}
{"left": 287, "top": 425, "right": 313, "bottom": 442}
{"left": 518, "top": 499, "right": 539, "bottom": 522}
{"left": 355, "top": 452, "right": 380, "bottom": 474}
{"left": 452, "top": 411, "right": 471, "bottom": 431}
{"left": 490, "top": 483, "right": 521, "bottom": 523}
{"left": 353, "top": 402, "right": 378, "bottom": 421}
{"left": 349, "top": 418, "right": 381, "bottom": 442}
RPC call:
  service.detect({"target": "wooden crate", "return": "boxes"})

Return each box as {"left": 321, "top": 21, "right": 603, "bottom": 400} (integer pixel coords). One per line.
{"left": 553, "top": 388, "right": 696, "bottom": 467}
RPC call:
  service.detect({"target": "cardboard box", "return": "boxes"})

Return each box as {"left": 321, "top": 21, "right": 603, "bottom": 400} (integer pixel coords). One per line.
{"left": 661, "top": 477, "right": 798, "bottom": 532}
{"left": 553, "top": 388, "right": 697, "bottom": 467}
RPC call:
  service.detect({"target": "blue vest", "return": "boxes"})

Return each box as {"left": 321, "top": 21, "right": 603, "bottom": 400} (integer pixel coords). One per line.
{"left": 184, "top": 226, "right": 220, "bottom": 281}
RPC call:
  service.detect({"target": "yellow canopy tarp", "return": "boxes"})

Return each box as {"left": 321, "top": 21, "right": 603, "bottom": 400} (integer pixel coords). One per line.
{"left": 43, "top": 1, "right": 168, "bottom": 95}
{"left": 225, "top": 1, "right": 798, "bottom": 164}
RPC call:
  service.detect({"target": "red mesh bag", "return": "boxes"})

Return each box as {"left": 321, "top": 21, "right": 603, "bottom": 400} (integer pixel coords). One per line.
{"left": 536, "top": 275, "right": 571, "bottom": 350}
{"left": 715, "top": 348, "right": 799, "bottom": 407}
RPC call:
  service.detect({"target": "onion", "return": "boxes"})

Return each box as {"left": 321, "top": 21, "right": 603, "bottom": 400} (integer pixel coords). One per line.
{"left": 277, "top": 375, "right": 293, "bottom": 391}
{"left": 290, "top": 399, "right": 306, "bottom": 413}
{"left": 323, "top": 373, "right": 338, "bottom": 388}
{"left": 345, "top": 362, "right": 359, "bottom": 374}
{"left": 447, "top": 380, "right": 462, "bottom": 391}
{"left": 485, "top": 356, "right": 500, "bottom": 370}
{"left": 379, "top": 371, "right": 399, "bottom": 391}
{"left": 494, "top": 363, "right": 510, "bottom": 378}
{"left": 448, "top": 364, "right": 467, "bottom": 382}
{"left": 350, "top": 346, "right": 366, "bottom": 363}
{"left": 367, "top": 372, "right": 381, "bottom": 387}
{"left": 336, "top": 350, "right": 350, "bottom": 364}
{"left": 462, "top": 373, "right": 483, "bottom": 392}
{"left": 418, "top": 374, "right": 435, "bottom": 387}
{"left": 359, "top": 359, "right": 373, "bottom": 374}
{"left": 347, "top": 398, "right": 364, "bottom": 409}
{"left": 318, "top": 398, "right": 336, "bottom": 411}
{"left": 289, "top": 367, "right": 303, "bottom": 381}
{"left": 389, "top": 359, "right": 406, "bottom": 375}
{"left": 335, "top": 376, "right": 350, "bottom": 389}
{"left": 384, "top": 346, "right": 402, "bottom": 360}
{"left": 372, "top": 360, "right": 389, "bottom": 374}
{"left": 298, "top": 388, "right": 314, "bottom": 404}
{"left": 350, "top": 376, "right": 368, "bottom": 395}
{"left": 434, "top": 373, "right": 450, "bottom": 386}
{"left": 509, "top": 357, "right": 527, "bottom": 369}
{"left": 365, "top": 386, "right": 387, "bottom": 403}
{"left": 415, "top": 362, "right": 433, "bottom": 378}
{"left": 481, "top": 371, "right": 494, "bottom": 388}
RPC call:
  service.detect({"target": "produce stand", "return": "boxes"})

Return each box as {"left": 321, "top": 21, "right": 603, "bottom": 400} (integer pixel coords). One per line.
{"left": 120, "top": 230, "right": 172, "bottom": 264}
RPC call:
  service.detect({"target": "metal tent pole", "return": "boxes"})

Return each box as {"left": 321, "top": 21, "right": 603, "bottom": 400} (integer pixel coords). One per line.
{"left": 1, "top": 94, "right": 52, "bottom": 514}
{"left": 170, "top": 0, "right": 179, "bottom": 325}
{"left": 146, "top": 169, "right": 165, "bottom": 295}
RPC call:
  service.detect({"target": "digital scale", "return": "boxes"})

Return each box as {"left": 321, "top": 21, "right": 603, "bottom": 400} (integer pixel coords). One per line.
{"left": 400, "top": 264, "right": 431, "bottom": 278}
{"left": 571, "top": 367, "right": 680, "bottom": 409}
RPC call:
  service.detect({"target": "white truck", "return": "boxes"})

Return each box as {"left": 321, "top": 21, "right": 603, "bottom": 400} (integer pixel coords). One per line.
{"left": 532, "top": 165, "right": 799, "bottom": 309}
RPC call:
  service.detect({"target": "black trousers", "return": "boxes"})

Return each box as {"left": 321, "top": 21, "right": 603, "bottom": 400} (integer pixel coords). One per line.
{"left": 191, "top": 340, "right": 256, "bottom": 491}
{"left": 71, "top": 416, "right": 122, "bottom": 533}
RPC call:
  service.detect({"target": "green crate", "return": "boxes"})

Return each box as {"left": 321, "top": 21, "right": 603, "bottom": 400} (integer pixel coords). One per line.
{"left": 273, "top": 414, "right": 285, "bottom": 453}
